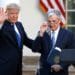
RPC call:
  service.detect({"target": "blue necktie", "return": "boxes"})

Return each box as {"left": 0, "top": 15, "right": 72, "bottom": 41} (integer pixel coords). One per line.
{"left": 51, "top": 31, "right": 55, "bottom": 48}
{"left": 47, "top": 31, "right": 55, "bottom": 64}
{"left": 13, "top": 25, "right": 21, "bottom": 48}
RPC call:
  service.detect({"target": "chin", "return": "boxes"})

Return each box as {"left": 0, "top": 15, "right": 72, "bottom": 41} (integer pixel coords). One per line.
{"left": 12, "top": 21, "right": 17, "bottom": 23}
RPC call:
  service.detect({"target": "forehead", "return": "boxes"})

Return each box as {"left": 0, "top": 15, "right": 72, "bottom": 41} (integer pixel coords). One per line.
{"left": 7, "top": 9, "right": 19, "bottom": 13}
{"left": 48, "top": 14, "right": 59, "bottom": 20}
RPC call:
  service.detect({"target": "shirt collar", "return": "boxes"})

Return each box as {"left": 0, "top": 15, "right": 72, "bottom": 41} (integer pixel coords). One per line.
{"left": 51, "top": 26, "right": 60, "bottom": 33}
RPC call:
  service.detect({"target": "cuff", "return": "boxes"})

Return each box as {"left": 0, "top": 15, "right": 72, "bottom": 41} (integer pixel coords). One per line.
{"left": 0, "top": 24, "right": 3, "bottom": 29}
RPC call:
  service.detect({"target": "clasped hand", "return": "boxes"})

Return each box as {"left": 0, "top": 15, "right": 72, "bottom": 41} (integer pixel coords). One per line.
{"left": 51, "top": 64, "right": 63, "bottom": 72}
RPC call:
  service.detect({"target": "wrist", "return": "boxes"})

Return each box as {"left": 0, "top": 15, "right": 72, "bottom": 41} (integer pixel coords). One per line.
{"left": 38, "top": 31, "right": 44, "bottom": 37}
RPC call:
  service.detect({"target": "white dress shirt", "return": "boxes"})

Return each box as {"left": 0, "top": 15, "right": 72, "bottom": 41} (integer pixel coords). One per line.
{"left": 51, "top": 26, "right": 60, "bottom": 46}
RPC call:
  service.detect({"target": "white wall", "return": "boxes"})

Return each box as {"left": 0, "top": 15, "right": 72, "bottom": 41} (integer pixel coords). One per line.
{"left": 20, "top": 0, "right": 47, "bottom": 56}
{"left": 0, "top": 0, "right": 20, "bottom": 10}
{"left": 0, "top": 0, "right": 47, "bottom": 56}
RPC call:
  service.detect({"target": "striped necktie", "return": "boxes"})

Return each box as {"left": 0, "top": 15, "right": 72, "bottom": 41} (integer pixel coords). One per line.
{"left": 51, "top": 31, "right": 55, "bottom": 48}
{"left": 13, "top": 25, "right": 21, "bottom": 48}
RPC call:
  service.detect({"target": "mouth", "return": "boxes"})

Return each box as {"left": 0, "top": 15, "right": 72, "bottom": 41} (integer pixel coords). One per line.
{"left": 49, "top": 24, "right": 53, "bottom": 27}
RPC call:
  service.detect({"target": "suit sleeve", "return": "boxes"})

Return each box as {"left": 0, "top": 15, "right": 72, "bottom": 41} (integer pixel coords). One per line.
{"left": 32, "top": 35, "right": 43, "bottom": 53}
{"left": 23, "top": 31, "right": 33, "bottom": 49}
{"left": 70, "top": 32, "right": 75, "bottom": 49}
{"left": 60, "top": 31, "right": 75, "bottom": 69}
{"left": 20, "top": 23, "right": 33, "bottom": 49}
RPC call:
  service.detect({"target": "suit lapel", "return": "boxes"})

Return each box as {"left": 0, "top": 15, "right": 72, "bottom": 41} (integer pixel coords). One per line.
{"left": 3, "top": 21, "right": 20, "bottom": 48}
{"left": 10, "top": 25, "right": 19, "bottom": 46}
{"left": 55, "top": 28, "right": 65, "bottom": 48}
{"left": 15, "top": 23, "right": 23, "bottom": 47}
{"left": 42, "top": 28, "right": 65, "bottom": 51}
{"left": 43, "top": 32, "right": 52, "bottom": 52}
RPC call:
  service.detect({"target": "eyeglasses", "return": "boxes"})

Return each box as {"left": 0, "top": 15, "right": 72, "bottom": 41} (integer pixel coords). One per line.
{"left": 48, "top": 19, "right": 59, "bottom": 23}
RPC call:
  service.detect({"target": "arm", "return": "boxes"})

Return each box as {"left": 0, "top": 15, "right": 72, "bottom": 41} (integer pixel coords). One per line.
{"left": 32, "top": 35, "right": 43, "bottom": 53}
{"left": 23, "top": 32, "right": 33, "bottom": 49}
{"left": 23, "top": 22, "right": 48, "bottom": 52}
{"left": 0, "top": 8, "right": 7, "bottom": 25}
{"left": 0, "top": 8, "right": 7, "bottom": 32}
{"left": 32, "top": 22, "right": 48, "bottom": 53}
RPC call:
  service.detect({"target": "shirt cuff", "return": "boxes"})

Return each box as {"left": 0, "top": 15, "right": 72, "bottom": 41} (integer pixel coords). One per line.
{"left": 0, "top": 24, "right": 3, "bottom": 29}
{"left": 55, "top": 47, "right": 62, "bottom": 52}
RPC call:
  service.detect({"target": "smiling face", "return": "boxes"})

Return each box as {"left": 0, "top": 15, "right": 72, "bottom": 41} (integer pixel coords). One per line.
{"left": 6, "top": 8, "right": 19, "bottom": 24}
{"left": 48, "top": 14, "right": 61, "bottom": 31}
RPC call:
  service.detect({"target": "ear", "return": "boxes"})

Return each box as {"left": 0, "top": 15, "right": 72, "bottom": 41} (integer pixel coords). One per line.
{"left": 58, "top": 19, "right": 61, "bottom": 24}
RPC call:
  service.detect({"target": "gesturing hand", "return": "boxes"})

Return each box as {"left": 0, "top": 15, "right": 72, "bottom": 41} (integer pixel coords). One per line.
{"left": 0, "top": 8, "right": 7, "bottom": 24}
{"left": 39, "top": 22, "right": 48, "bottom": 37}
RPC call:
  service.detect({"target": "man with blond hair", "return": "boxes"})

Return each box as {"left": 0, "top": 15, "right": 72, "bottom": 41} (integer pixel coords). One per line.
{"left": 0, "top": 3, "right": 33, "bottom": 75}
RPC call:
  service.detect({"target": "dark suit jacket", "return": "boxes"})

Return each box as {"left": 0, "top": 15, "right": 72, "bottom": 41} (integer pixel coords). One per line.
{"left": 0, "top": 20, "right": 33, "bottom": 75}
{"left": 32, "top": 27, "right": 75, "bottom": 75}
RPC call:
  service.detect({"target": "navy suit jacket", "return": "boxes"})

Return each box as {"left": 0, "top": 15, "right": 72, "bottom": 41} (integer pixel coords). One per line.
{"left": 32, "top": 27, "right": 75, "bottom": 75}
{"left": 0, "top": 20, "right": 33, "bottom": 75}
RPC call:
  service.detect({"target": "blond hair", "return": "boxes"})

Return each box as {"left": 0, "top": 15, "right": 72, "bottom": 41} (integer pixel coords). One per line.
{"left": 6, "top": 3, "right": 20, "bottom": 11}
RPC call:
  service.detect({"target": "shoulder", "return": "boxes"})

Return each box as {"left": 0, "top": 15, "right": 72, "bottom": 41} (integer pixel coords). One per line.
{"left": 16, "top": 21, "right": 23, "bottom": 25}
{"left": 16, "top": 21, "right": 24, "bottom": 28}
{"left": 61, "top": 28, "right": 73, "bottom": 34}
{"left": 58, "top": 28, "right": 74, "bottom": 40}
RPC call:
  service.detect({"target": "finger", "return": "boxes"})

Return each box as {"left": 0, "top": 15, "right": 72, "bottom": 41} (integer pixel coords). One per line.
{"left": 1, "top": 8, "right": 4, "bottom": 12}
{"left": 41, "top": 25, "right": 48, "bottom": 30}
{"left": 43, "top": 21, "right": 48, "bottom": 25}
{"left": 55, "top": 68, "right": 60, "bottom": 72}
{"left": 0, "top": 8, "right": 2, "bottom": 14}
{"left": 52, "top": 67, "right": 60, "bottom": 72}
{"left": 1, "top": 8, "right": 5, "bottom": 14}
{"left": 0, "top": 8, "right": 4, "bottom": 15}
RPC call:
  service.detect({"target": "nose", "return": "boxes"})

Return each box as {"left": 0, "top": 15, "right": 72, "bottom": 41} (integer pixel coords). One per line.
{"left": 13, "top": 14, "right": 17, "bottom": 17}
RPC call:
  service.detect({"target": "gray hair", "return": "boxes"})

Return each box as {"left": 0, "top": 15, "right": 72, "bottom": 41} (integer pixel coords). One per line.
{"left": 47, "top": 9, "right": 61, "bottom": 19}
{"left": 6, "top": 3, "right": 20, "bottom": 11}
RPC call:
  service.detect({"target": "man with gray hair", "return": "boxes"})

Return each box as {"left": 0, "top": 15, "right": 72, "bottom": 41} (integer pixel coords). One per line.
{"left": 32, "top": 9, "right": 75, "bottom": 75}
{"left": 0, "top": 3, "right": 33, "bottom": 75}
{"left": 47, "top": 9, "right": 61, "bottom": 19}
